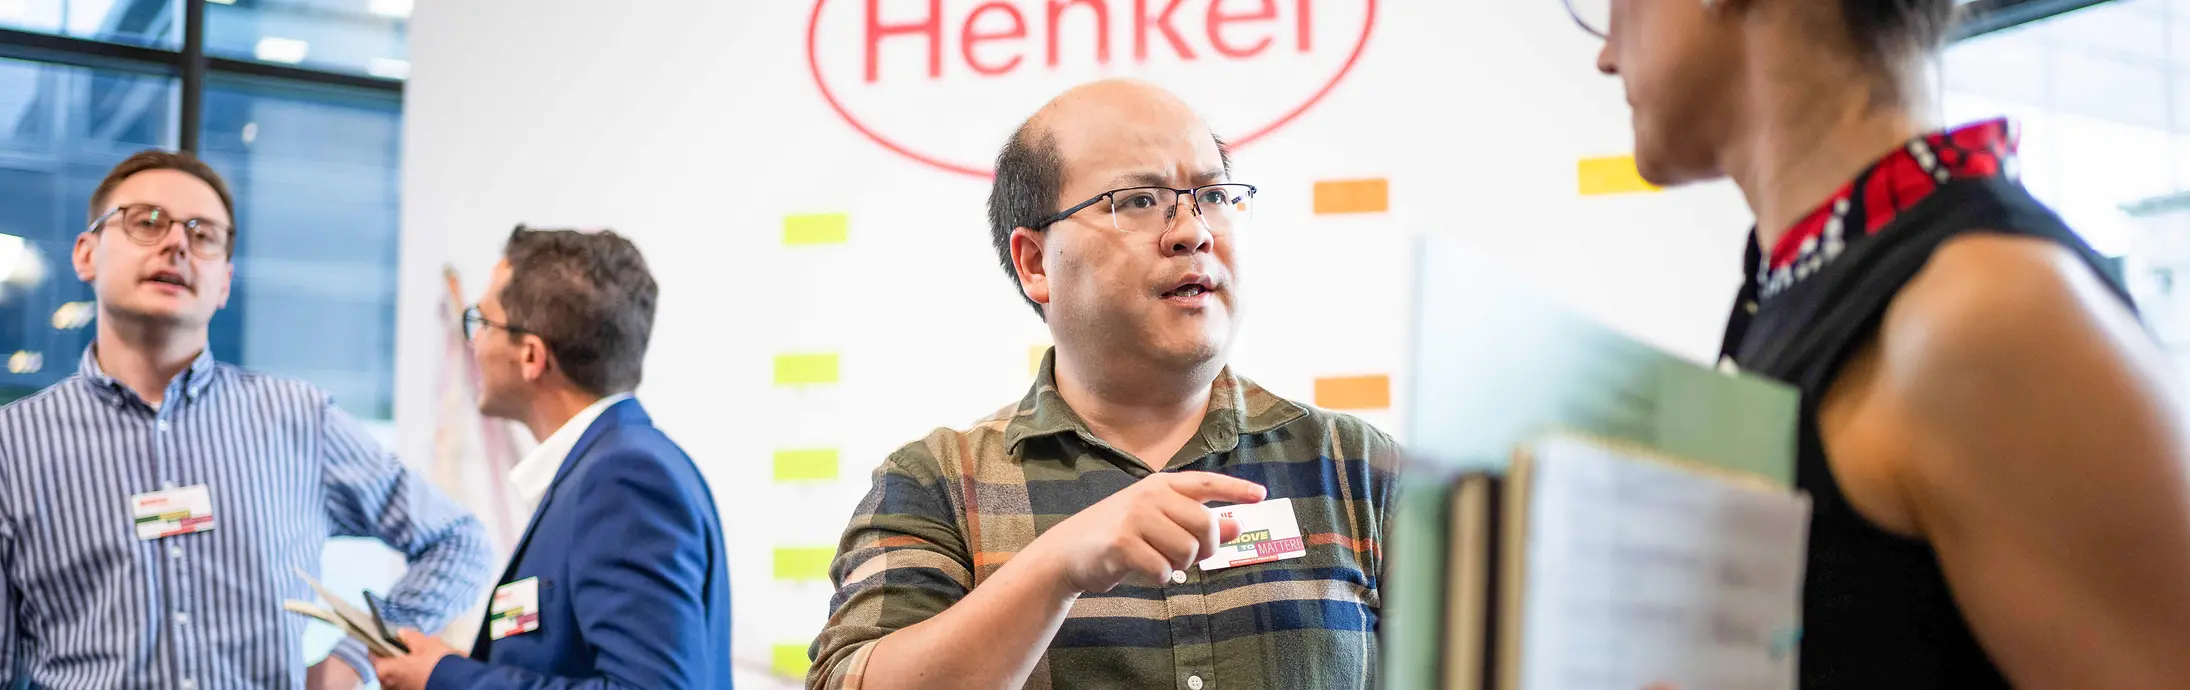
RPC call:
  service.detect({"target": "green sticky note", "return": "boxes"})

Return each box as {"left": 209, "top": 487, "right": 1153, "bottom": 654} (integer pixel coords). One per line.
{"left": 774, "top": 449, "right": 840, "bottom": 482}
{"left": 774, "top": 546, "right": 836, "bottom": 581}
{"left": 774, "top": 353, "right": 839, "bottom": 386}
{"left": 773, "top": 643, "right": 813, "bottom": 680}
{"left": 783, "top": 213, "right": 850, "bottom": 246}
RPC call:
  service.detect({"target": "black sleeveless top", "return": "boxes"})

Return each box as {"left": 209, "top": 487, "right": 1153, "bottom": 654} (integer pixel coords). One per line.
{"left": 1716, "top": 120, "right": 2134, "bottom": 688}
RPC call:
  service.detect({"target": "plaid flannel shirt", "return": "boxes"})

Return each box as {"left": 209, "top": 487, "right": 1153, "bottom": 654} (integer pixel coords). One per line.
{"left": 809, "top": 352, "right": 1400, "bottom": 689}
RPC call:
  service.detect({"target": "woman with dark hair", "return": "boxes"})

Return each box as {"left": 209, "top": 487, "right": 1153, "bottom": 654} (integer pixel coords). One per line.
{"left": 1565, "top": 0, "right": 2190, "bottom": 687}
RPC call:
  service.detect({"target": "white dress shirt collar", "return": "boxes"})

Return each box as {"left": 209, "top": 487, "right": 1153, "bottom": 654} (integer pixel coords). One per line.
{"left": 510, "top": 393, "right": 633, "bottom": 511}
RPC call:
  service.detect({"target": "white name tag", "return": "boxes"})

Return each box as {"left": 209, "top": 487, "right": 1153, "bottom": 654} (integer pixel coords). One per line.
{"left": 131, "top": 485, "right": 215, "bottom": 541}
{"left": 1198, "top": 497, "right": 1309, "bottom": 571}
{"left": 488, "top": 577, "right": 542, "bottom": 641}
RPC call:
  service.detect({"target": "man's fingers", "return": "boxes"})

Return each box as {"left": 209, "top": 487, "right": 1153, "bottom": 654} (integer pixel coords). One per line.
{"left": 1217, "top": 516, "right": 1242, "bottom": 544}
{"left": 1118, "top": 541, "right": 1177, "bottom": 588}
{"left": 1153, "top": 495, "right": 1223, "bottom": 563}
{"left": 1166, "top": 472, "right": 1267, "bottom": 504}
{"left": 1136, "top": 510, "right": 1204, "bottom": 571}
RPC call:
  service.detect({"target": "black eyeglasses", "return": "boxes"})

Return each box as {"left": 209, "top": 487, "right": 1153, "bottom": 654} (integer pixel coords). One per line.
{"left": 88, "top": 204, "right": 232, "bottom": 259}
{"left": 461, "top": 305, "right": 529, "bottom": 341}
{"left": 1565, "top": 0, "right": 1609, "bottom": 39}
{"left": 1034, "top": 183, "right": 1258, "bottom": 235}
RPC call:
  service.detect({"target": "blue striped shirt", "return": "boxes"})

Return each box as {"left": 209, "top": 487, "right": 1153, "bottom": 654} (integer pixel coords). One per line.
{"left": 0, "top": 346, "right": 494, "bottom": 689}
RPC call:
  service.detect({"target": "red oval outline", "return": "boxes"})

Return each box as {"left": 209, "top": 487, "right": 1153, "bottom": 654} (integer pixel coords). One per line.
{"left": 807, "top": 0, "right": 1378, "bottom": 180}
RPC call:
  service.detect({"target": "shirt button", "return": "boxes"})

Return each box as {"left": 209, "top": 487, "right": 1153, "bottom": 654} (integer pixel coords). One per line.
{"left": 1744, "top": 300, "right": 1759, "bottom": 315}
{"left": 180, "top": 680, "right": 195, "bottom": 690}
{"left": 174, "top": 611, "right": 190, "bottom": 625}
{"left": 157, "top": 420, "right": 170, "bottom": 432}
{"left": 169, "top": 545, "right": 183, "bottom": 559}
{"left": 160, "top": 480, "right": 176, "bottom": 490}
{"left": 1170, "top": 570, "right": 1187, "bottom": 585}
{"left": 1187, "top": 675, "right": 1204, "bottom": 690}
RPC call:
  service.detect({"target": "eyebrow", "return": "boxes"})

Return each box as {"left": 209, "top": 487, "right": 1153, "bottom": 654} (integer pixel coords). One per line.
{"left": 1105, "top": 169, "right": 1230, "bottom": 189}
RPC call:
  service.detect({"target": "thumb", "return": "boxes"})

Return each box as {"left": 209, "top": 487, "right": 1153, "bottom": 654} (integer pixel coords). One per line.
{"left": 1217, "top": 516, "right": 1243, "bottom": 544}
{"left": 398, "top": 628, "right": 432, "bottom": 647}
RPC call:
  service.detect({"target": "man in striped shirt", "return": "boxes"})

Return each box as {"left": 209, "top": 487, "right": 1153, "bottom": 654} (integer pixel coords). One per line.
{"left": 0, "top": 150, "right": 494, "bottom": 689}
{"left": 807, "top": 80, "right": 1399, "bottom": 689}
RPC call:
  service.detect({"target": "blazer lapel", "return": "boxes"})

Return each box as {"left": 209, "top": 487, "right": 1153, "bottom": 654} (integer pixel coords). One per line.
{"left": 472, "top": 398, "right": 649, "bottom": 657}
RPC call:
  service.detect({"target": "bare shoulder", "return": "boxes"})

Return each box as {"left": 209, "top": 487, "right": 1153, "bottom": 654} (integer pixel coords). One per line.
{"left": 1876, "top": 233, "right": 2183, "bottom": 522}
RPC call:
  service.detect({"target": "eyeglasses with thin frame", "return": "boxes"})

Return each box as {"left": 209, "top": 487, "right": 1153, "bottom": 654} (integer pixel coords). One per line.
{"left": 1564, "top": 0, "right": 1610, "bottom": 39}
{"left": 461, "top": 305, "right": 530, "bottom": 342}
{"left": 87, "top": 204, "right": 232, "bottom": 259}
{"left": 1032, "top": 183, "right": 1258, "bottom": 236}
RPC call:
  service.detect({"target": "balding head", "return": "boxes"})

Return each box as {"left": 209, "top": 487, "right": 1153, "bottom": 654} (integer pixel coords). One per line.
{"left": 988, "top": 79, "right": 1231, "bottom": 318}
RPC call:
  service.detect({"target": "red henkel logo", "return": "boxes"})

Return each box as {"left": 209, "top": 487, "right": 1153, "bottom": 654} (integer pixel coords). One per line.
{"left": 808, "top": 0, "right": 1378, "bottom": 178}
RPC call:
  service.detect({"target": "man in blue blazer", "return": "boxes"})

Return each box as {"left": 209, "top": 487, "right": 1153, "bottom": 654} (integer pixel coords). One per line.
{"left": 374, "top": 226, "right": 732, "bottom": 689}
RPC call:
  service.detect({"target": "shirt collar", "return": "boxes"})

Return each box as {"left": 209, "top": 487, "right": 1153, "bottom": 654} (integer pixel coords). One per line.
{"left": 1003, "top": 348, "right": 1308, "bottom": 468}
{"left": 76, "top": 343, "right": 221, "bottom": 407}
{"left": 509, "top": 392, "right": 634, "bottom": 508}
{"left": 1746, "top": 117, "right": 2019, "bottom": 301}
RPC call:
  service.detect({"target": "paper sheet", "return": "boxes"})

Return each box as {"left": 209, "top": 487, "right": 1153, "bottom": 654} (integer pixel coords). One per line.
{"left": 1517, "top": 436, "right": 1811, "bottom": 690}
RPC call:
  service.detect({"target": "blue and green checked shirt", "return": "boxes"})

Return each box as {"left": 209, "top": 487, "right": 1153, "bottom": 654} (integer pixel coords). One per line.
{"left": 811, "top": 352, "right": 1401, "bottom": 689}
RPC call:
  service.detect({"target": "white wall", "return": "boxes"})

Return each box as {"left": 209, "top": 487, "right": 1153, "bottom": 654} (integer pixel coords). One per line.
{"left": 399, "top": 0, "right": 1755, "bottom": 685}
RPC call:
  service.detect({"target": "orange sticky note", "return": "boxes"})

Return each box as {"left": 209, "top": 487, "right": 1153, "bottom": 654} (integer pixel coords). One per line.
{"left": 1315, "top": 375, "right": 1391, "bottom": 410}
{"left": 1313, "top": 179, "right": 1389, "bottom": 215}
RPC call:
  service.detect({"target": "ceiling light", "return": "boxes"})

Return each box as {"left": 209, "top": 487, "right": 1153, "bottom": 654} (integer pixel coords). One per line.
{"left": 7, "top": 351, "right": 40, "bottom": 375}
{"left": 368, "top": 0, "right": 412, "bottom": 18}
{"left": 254, "top": 37, "right": 310, "bottom": 65}
{"left": 0, "top": 233, "right": 23, "bottom": 283}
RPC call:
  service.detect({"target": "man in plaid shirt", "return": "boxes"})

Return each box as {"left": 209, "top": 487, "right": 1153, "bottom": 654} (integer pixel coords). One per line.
{"left": 806, "top": 79, "right": 1400, "bottom": 689}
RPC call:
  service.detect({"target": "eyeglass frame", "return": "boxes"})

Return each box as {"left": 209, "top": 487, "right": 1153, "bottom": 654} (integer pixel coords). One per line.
{"left": 86, "top": 203, "right": 235, "bottom": 259}
{"left": 1563, "top": 0, "right": 1607, "bottom": 39}
{"left": 1029, "top": 183, "right": 1259, "bottom": 232}
{"left": 461, "top": 304, "right": 534, "bottom": 342}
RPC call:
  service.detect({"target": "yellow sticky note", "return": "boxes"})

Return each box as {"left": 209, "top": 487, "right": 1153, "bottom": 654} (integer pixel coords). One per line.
{"left": 773, "top": 643, "right": 812, "bottom": 680}
{"left": 1028, "top": 345, "right": 1049, "bottom": 376}
{"left": 783, "top": 213, "right": 850, "bottom": 246}
{"left": 1315, "top": 374, "right": 1392, "bottom": 411}
{"left": 1313, "top": 178, "right": 1390, "bottom": 214}
{"left": 773, "top": 449, "right": 840, "bottom": 482}
{"left": 774, "top": 353, "right": 840, "bottom": 386}
{"left": 774, "top": 546, "right": 836, "bottom": 581}
{"left": 1577, "top": 155, "right": 1660, "bottom": 196}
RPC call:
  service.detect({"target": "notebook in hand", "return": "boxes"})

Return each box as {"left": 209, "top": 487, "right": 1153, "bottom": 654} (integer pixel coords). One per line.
{"left": 283, "top": 567, "right": 411, "bottom": 657}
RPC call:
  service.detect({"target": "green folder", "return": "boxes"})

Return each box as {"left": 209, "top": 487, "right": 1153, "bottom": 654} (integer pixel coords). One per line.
{"left": 1379, "top": 236, "right": 1799, "bottom": 690}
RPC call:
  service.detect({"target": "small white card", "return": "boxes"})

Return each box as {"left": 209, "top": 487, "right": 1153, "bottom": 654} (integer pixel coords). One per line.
{"left": 1197, "top": 498, "right": 1308, "bottom": 571}
{"left": 131, "top": 485, "right": 215, "bottom": 541}
{"left": 488, "top": 577, "right": 542, "bottom": 641}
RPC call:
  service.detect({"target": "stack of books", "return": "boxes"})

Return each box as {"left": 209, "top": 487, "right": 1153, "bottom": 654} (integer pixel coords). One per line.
{"left": 1384, "top": 237, "right": 1811, "bottom": 690}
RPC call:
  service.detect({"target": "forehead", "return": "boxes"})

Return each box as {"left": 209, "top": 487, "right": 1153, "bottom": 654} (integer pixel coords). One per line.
{"left": 107, "top": 169, "right": 228, "bottom": 222}
{"left": 1046, "top": 97, "right": 1223, "bottom": 194}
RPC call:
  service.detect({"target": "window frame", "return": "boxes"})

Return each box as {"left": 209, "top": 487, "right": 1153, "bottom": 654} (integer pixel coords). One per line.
{"left": 0, "top": 0, "right": 402, "bottom": 154}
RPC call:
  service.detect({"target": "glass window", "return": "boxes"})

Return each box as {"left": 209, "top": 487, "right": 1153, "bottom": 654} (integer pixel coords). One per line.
{"left": 1944, "top": 0, "right": 2190, "bottom": 376}
{"left": 204, "top": 0, "right": 409, "bottom": 79}
{"left": 0, "top": 57, "right": 177, "bottom": 403}
{"left": 0, "top": 0, "right": 180, "bottom": 49}
{"left": 195, "top": 74, "right": 400, "bottom": 419}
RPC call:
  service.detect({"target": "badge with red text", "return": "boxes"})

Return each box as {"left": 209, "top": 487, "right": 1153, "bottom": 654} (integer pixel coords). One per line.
{"left": 131, "top": 485, "right": 216, "bottom": 540}
{"left": 488, "top": 577, "right": 542, "bottom": 640}
{"left": 1198, "top": 498, "right": 1307, "bottom": 570}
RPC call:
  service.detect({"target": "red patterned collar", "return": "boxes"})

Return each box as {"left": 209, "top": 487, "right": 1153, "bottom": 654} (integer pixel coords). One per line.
{"left": 1754, "top": 118, "right": 2019, "bottom": 299}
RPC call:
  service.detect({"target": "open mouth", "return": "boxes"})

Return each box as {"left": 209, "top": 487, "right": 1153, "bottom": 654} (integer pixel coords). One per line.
{"left": 1164, "top": 283, "right": 1211, "bottom": 298}
{"left": 145, "top": 271, "right": 191, "bottom": 291}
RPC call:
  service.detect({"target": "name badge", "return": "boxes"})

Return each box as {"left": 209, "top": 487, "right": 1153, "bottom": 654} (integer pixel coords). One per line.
{"left": 488, "top": 577, "right": 542, "bottom": 641}
{"left": 131, "top": 485, "right": 216, "bottom": 541}
{"left": 1198, "top": 497, "right": 1309, "bottom": 571}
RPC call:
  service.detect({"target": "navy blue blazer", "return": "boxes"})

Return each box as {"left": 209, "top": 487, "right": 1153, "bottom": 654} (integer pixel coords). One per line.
{"left": 427, "top": 398, "right": 732, "bottom": 689}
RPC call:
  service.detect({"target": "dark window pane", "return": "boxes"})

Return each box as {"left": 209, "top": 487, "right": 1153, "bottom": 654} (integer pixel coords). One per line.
{"left": 197, "top": 75, "right": 400, "bottom": 420}
{"left": 0, "top": 59, "right": 176, "bottom": 399}
{"left": 204, "top": 0, "right": 408, "bottom": 79}
{"left": 0, "top": 0, "right": 181, "bottom": 49}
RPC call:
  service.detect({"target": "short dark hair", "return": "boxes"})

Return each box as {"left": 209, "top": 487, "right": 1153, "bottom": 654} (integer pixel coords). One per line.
{"left": 985, "top": 122, "right": 1232, "bottom": 319}
{"left": 89, "top": 149, "right": 238, "bottom": 257}
{"left": 499, "top": 225, "right": 658, "bottom": 396}
{"left": 1840, "top": 0, "right": 1959, "bottom": 63}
